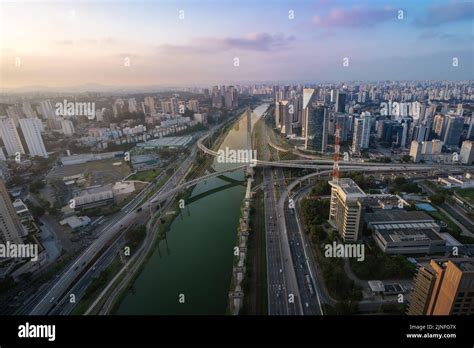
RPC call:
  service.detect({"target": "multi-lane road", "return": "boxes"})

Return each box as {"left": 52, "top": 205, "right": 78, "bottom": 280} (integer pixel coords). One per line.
{"left": 260, "top": 121, "right": 301, "bottom": 315}
{"left": 28, "top": 148, "right": 198, "bottom": 315}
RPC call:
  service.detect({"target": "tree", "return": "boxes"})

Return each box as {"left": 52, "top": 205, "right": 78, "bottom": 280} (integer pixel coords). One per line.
{"left": 402, "top": 154, "right": 412, "bottom": 163}
{"left": 429, "top": 193, "right": 445, "bottom": 205}
{"left": 29, "top": 181, "right": 45, "bottom": 193}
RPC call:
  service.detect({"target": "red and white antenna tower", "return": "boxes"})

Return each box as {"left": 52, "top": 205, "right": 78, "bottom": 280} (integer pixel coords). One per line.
{"left": 332, "top": 123, "right": 340, "bottom": 182}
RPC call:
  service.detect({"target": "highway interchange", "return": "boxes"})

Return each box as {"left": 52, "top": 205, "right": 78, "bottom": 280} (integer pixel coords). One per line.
{"left": 21, "top": 106, "right": 473, "bottom": 316}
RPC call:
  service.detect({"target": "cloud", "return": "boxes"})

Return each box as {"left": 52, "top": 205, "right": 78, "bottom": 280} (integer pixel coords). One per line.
{"left": 157, "top": 33, "right": 295, "bottom": 54}
{"left": 415, "top": 1, "right": 474, "bottom": 27}
{"left": 54, "top": 37, "right": 118, "bottom": 47}
{"left": 55, "top": 40, "right": 74, "bottom": 46}
{"left": 312, "top": 6, "right": 398, "bottom": 28}
{"left": 418, "top": 31, "right": 456, "bottom": 40}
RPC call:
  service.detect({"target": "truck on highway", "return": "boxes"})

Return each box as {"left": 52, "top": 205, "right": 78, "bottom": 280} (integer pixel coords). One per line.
{"left": 306, "top": 274, "right": 315, "bottom": 297}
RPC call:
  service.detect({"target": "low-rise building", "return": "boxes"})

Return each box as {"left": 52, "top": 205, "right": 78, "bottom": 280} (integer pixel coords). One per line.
{"left": 438, "top": 173, "right": 474, "bottom": 189}
{"left": 366, "top": 210, "right": 446, "bottom": 254}
{"left": 460, "top": 140, "right": 474, "bottom": 165}
{"left": 72, "top": 185, "right": 114, "bottom": 210}
{"left": 136, "top": 136, "right": 193, "bottom": 149}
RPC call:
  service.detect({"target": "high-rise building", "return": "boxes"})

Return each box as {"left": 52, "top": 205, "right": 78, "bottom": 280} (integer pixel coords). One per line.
{"left": 6, "top": 105, "right": 24, "bottom": 127}
{"left": 211, "top": 86, "right": 223, "bottom": 108}
{"left": 19, "top": 118, "right": 48, "bottom": 158}
{"left": 443, "top": 114, "right": 463, "bottom": 147}
{"left": 301, "top": 88, "right": 316, "bottom": 137}
{"left": 467, "top": 114, "right": 474, "bottom": 140}
{"left": 305, "top": 103, "right": 328, "bottom": 152}
{"left": 413, "top": 125, "right": 430, "bottom": 143}
{"left": 128, "top": 98, "right": 138, "bottom": 113}
{"left": 0, "top": 118, "right": 25, "bottom": 157}
{"left": 275, "top": 100, "right": 290, "bottom": 134}
{"left": 460, "top": 140, "right": 474, "bottom": 165}
{"left": 0, "top": 179, "right": 24, "bottom": 244}
{"left": 329, "top": 178, "right": 366, "bottom": 242}
{"left": 407, "top": 263, "right": 438, "bottom": 315}
{"left": 143, "top": 96, "right": 156, "bottom": 115}
{"left": 39, "top": 100, "right": 55, "bottom": 119}
{"left": 187, "top": 99, "right": 200, "bottom": 113}
{"left": 60, "top": 118, "right": 75, "bottom": 136}
{"left": 351, "top": 112, "right": 371, "bottom": 155}
{"left": 407, "top": 259, "right": 474, "bottom": 315}
{"left": 433, "top": 114, "right": 445, "bottom": 137}
{"left": 224, "top": 86, "right": 238, "bottom": 109}
{"left": 335, "top": 91, "right": 346, "bottom": 113}
{"left": 22, "top": 102, "right": 37, "bottom": 119}
{"left": 113, "top": 98, "right": 126, "bottom": 117}
{"left": 409, "top": 140, "right": 422, "bottom": 163}
{"left": 334, "top": 113, "right": 349, "bottom": 142}
{"left": 170, "top": 97, "right": 179, "bottom": 115}
{"left": 379, "top": 120, "right": 403, "bottom": 147}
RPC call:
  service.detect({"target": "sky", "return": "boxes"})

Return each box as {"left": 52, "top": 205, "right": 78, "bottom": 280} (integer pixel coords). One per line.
{"left": 0, "top": 0, "right": 473, "bottom": 89}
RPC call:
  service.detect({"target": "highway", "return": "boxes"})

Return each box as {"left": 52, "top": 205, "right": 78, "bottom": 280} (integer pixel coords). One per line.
{"left": 260, "top": 122, "right": 301, "bottom": 315}
{"left": 28, "top": 147, "right": 198, "bottom": 315}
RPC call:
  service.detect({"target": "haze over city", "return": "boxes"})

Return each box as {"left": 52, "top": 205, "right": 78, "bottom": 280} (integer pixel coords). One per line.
{"left": 0, "top": 0, "right": 473, "bottom": 346}
{"left": 1, "top": 0, "right": 473, "bottom": 90}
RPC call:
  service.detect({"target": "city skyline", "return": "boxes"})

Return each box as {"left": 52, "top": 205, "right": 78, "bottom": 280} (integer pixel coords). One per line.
{"left": 1, "top": 0, "right": 473, "bottom": 90}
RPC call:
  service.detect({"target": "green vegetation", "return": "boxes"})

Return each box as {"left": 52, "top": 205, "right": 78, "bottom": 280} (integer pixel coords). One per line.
{"left": 428, "top": 210, "right": 474, "bottom": 244}
{"left": 130, "top": 169, "right": 160, "bottom": 182}
{"left": 429, "top": 193, "right": 445, "bottom": 205}
{"left": 350, "top": 242, "right": 416, "bottom": 280}
{"left": 241, "top": 188, "right": 267, "bottom": 315}
{"left": 300, "top": 196, "right": 362, "bottom": 302}
{"left": 300, "top": 198, "right": 330, "bottom": 226}
{"left": 342, "top": 172, "right": 378, "bottom": 191}
{"left": 456, "top": 188, "right": 474, "bottom": 205}
{"left": 71, "top": 258, "right": 122, "bottom": 315}
{"left": 125, "top": 225, "right": 147, "bottom": 253}
{"left": 29, "top": 180, "right": 45, "bottom": 193}
{"left": 389, "top": 176, "right": 421, "bottom": 194}
{"left": 310, "top": 180, "right": 331, "bottom": 196}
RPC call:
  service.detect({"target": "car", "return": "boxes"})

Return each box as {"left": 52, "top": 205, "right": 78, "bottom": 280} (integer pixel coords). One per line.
{"left": 49, "top": 297, "right": 55, "bottom": 303}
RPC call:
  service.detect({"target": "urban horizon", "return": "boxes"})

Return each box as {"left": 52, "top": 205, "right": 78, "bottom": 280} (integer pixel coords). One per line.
{"left": 1, "top": 0, "right": 473, "bottom": 90}
{"left": 0, "top": 0, "right": 473, "bottom": 346}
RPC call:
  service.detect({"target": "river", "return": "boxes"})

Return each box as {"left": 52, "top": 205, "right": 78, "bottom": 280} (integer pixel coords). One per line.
{"left": 115, "top": 103, "right": 268, "bottom": 314}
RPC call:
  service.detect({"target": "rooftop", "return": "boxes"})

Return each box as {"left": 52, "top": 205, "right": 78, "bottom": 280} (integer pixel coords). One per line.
{"left": 137, "top": 136, "right": 192, "bottom": 148}
{"left": 376, "top": 227, "right": 443, "bottom": 243}
{"left": 366, "top": 210, "right": 433, "bottom": 224}
{"left": 330, "top": 178, "right": 366, "bottom": 198}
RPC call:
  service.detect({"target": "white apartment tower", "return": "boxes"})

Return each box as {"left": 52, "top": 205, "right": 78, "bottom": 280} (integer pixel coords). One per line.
{"left": 0, "top": 179, "right": 24, "bottom": 243}
{"left": 329, "top": 178, "right": 366, "bottom": 242}
{"left": 60, "top": 118, "right": 75, "bottom": 136}
{"left": 19, "top": 118, "right": 48, "bottom": 158}
{"left": 0, "top": 118, "right": 25, "bottom": 157}
{"left": 352, "top": 112, "right": 371, "bottom": 155}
